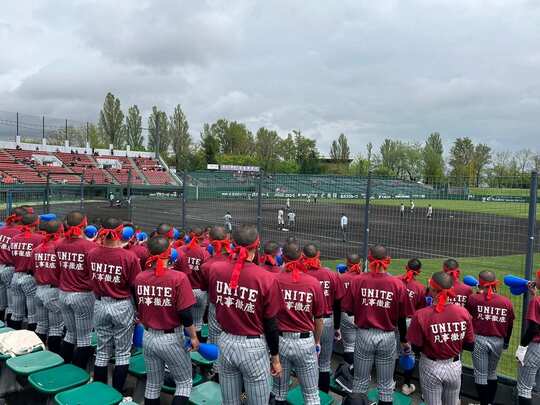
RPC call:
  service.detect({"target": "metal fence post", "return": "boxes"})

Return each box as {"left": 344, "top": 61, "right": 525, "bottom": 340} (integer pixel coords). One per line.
{"left": 257, "top": 171, "right": 263, "bottom": 237}
{"left": 522, "top": 170, "right": 538, "bottom": 335}
{"left": 44, "top": 174, "right": 50, "bottom": 214}
{"left": 181, "top": 171, "right": 187, "bottom": 230}
{"left": 79, "top": 174, "right": 84, "bottom": 211}
{"left": 127, "top": 169, "right": 133, "bottom": 222}
{"left": 362, "top": 171, "right": 372, "bottom": 270}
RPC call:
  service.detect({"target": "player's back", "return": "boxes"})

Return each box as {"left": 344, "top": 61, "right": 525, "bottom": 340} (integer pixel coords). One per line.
{"left": 447, "top": 280, "right": 473, "bottom": 307}
{"left": 56, "top": 237, "right": 96, "bottom": 292}
{"left": 466, "top": 292, "right": 514, "bottom": 338}
{"left": 0, "top": 225, "right": 21, "bottom": 264}
{"left": 306, "top": 266, "right": 345, "bottom": 315}
{"left": 175, "top": 244, "right": 210, "bottom": 289}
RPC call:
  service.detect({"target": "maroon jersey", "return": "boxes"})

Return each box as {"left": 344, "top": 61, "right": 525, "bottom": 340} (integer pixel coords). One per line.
{"left": 407, "top": 304, "right": 475, "bottom": 360}
{"left": 134, "top": 267, "right": 196, "bottom": 330}
{"left": 126, "top": 243, "right": 149, "bottom": 269}
{"left": 341, "top": 271, "right": 363, "bottom": 291}
{"left": 261, "top": 263, "right": 281, "bottom": 274}
{"left": 447, "top": 281, "right": 472, "bottom": 307}
{"left": 175, "top": 245, "right": 210, "bottom": 290}
{"left": 199, "top": 255, "right": 229, "bottom": 297}
{"left": 526, "top": 295, "right": 540, "bottom": 343}
{"left": 342, "top": 272, "right": 408, "bottom": 331}
{"left": 88, "top": 246, "right": 141, "bottom": 299}
{"left": 276, "top": 271, "right": 325, "bottom": 333}
{"left": 398, "top": 276, "right": 426, "bottom": 317}
{"left": 209, "top": 260, "right": 283, "bottom": 336}
{"left": 32, "top": 239, "right": 62, "bottom": 286}
{"left": 56, "top": 238, "right": 97, "bottom": 292}
{"left": 466, "top": 292, "right": 514, "bottom": 338}
{"left": 306, "top": 267, "right": 346, "bottom": 315}
{"left": 10, "top": 232, "right": 45, "bottom": 272}
{"left": 0, "top": 225, "right": 21, "bottom": 265}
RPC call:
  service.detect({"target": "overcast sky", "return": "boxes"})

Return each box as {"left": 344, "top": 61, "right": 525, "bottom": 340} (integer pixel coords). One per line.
{"left": 1, "top": 0, "right": 539, "bottom": 156}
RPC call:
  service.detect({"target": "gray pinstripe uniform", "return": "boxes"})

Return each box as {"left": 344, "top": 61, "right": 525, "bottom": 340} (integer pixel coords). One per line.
{"left": 0, "top": 265, "right": 14, "bottom": 312}
{"left": 208, "top": 302, "right": 222, "bottom": 374}
{"left": 192, "top": 288, "right": 208, "bottom": 331}
{"left": 518, "top": 342, "right": 540, "bottom": 399}
{"left": 352, "top": 328, "right": 397, "bottom": 402}
{"left": 219, "top": 333, "right": 272, "bottom": 405}
{"left": 472, "top": 335, "right": 504, "bottom": 385}
{"left": 419, "top": 356, "right": 462, "bottom": 405}
{"left": 35, "top": 285, "right": 64, "bottom": 336}
{"left": 143, "top": 328, "right": 193, "bottom": 399}
{"left": 10, "top": 272, "right": 37, "bottom": 322}
{"left": 319, "top": 316, "right": 334, "bottom": 372}
{"left": 273, "top": 332, "right": 320, "bottom": 404}
{"left": 58, "top": 290, "right": 95, "bottom": 346}
{"left": 341, "top": 312, "right": 356, "bottom": 353}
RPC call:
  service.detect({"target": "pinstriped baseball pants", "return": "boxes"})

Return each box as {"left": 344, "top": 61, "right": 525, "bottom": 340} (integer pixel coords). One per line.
{"left": 219, "top": 333, "right": 271, "bottom": 405}
{"left": 58, "top": 290, "right": 95, "bottom": 346}
{"left": 472, "top": 335, "right": 503, "bottom": 385}
{"left": 35, "top": 285, "right": 64, "bottom": 336}
{"left": 143, "top": 328, "right": 192, "bottom": 399}
{"left": 272, "top": 332, "right": 320, "bottom": 404}
{"left": 94, "top": 297, "right": 135, "bottom": 367}
{"left": 419, "top": 356, "right": 462, "bottom": 405}
{"left": 0, "top": 264, "right": 14, "bottom": 311}
{"left": 192, "top": 289, "right": 208, "bottom": 331}
{"left": 10, "top": 272, "right": 37, "bottom": 323}
{"left": 352, "top": 328, "right": 396, "bottom": 402}
{"left": 517, "top": 342, "right": 540, "bottom": 399}
{"left": 319, "top": 316, "right": 334, "bottom": 372}
{"left": 340, "top": 312, "right": 356, "bottom": 353}
{"left": 208, "top": 303, "right": 222, "bottom": 373}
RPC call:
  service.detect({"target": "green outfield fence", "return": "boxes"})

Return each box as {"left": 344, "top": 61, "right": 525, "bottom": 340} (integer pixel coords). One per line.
{"left": 1, "top": 170, "right": 539, "bottom": 385}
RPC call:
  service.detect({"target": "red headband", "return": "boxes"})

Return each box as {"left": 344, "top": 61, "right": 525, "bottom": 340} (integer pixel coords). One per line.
{"left": 40, "top": 230, "right": 62, "bottom": 250}
{"left": 20, "top": 219, "right": 40, "bottom": 238}
{"left": 347, "top": 261, "right": 362, "bottom": 273}
{"left": 229, "top": 238, "right": 260, "bottom": 289}
{"left": 479, "top": 278, "right": 500, "bottom": 300}
{"left": 98, "top": 224, "right": 124, "bottom": 241}
{"left": 210, "top": 238, "right": 232, "bottom": 256}
{"left": 429, "top": 278, "right": 455, "bottom": 313}
{"left": 186, "top": 233, "right": 200, "bottom": 250}
{"left": 443, "top": 264, "right": 460, "bottom": 281}
{"left": 303, "top": 252, "right": 321, "bottom": 270}
{"left": 65, "top": 218, "right": 88, "bottom": 238}
{"left": 403, "top": 266, "right": 420, "bottom": 282}
{"left": 368, "top": 254, "right": 391, "bottom": 273}
{"left": 285, "top": 257, "right": 305, "bottom": 282}
{"left": 259, "top": 254, "right": 277, "bottom": 267}
{"left": 146, "top": 247, "right": 171, "bottom": 277}
{"left": 5, "top": 214, "right": 21, "bottom": 225}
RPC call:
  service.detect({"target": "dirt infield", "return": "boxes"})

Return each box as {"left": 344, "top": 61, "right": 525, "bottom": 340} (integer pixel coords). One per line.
{"left": 30, "top": 197, "right": 535, "bottom": 260}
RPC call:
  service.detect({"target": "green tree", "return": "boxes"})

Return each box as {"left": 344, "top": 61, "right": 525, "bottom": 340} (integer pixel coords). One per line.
{"left": 98, "top": 92, "right": 125, "bottom": 148}
{"left": 472, "top": 143, "right": 491, "bottom": 186}
{"left": 294, "top": 132, "right": 320, "bottom": 173}
{"left": 255, "top": 127, "right": 281, "bottom": 172}
{"left": 210, "top": 119, "right": 254, "bottom": 155}
{"left": 87, "top": 123, "right": 108, "bottom": 149}
{"left": 200, "top": 123, "right": 220, "bottom": 164}
{"left": 279, "top": 133, "right": 296, "bottom": 162}
{"left": 169, "top": 105, "right": 192, "bottom": 171}
{"left": 125, "top": 105, "right": 144, "bottom": 150}
{"left": 422, "top": 132, "right": 445, "bottom": 182}
{"left": 330, "top": 133, "right": 351, "bottom": 161}
{"left": 448, "top": 137, "right": 476, "bottom": 184}
{"left": 148, "top": 106, "right": 170, "bottom": 157}
{"left": 349, "top": 155, "right": 370, "bottom": 176}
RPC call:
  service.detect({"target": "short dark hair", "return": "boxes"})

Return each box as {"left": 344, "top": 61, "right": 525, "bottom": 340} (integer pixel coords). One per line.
{"left": 432, "top": 271, "right": 453, "bottom": 290}
{"left": 444, "top": 258, "right": 459, "bottom": 270}
{"left": 346, "top": 253, "right": 361, "bottom": 264}
{"left": 66, "top": 211, "right": 85, "bottom": 227}
{"left": 102, "top": 217, "right": 122, "bottom": 230}
{"left": 263, "top": 241, "right": 279, "bottom": 255}
{"left": 303, "top": 243, "right": 319, "bottom": 258}
{"left": 147, "top": 236, "right": 169, "bottom": 255}
{"left": 370, "top": 244, "right": 387, "bottom": 260}
{"left": 43, "top": 220, "right": 61, "bottom": 234}
{"left": 232, "top": 224, "right": 258, "bottom": 247}
{"left": 209, "top": 226, "right": 227, "bottom": 240}
{"left": 156, "top": 223, "right": 173, "bottom": 237}
{"left": 21, "top": 213, "right": 38, "bottom": 226}
{"left": 12, "top": 207, "right": 27, "bottom": 218}
{"left": 407, "top": 258, "right": 422, "bottom": 271}
{"left": 283, "top": 242, "right": 301, "bottom": 261}
{"left": 479, "top": 270, "right": 496, "bottom": 282}
{"left": 190, "top": 226, "right": 203, "bottom": 237}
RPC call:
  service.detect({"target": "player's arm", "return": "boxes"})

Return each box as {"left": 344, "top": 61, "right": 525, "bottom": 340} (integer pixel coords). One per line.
{"left": 520, "top": 320, "right": 540, "bottom": 347}
{"left": 406, "top": 314, "right": 423, "bottom": 355}
{"left": 462, "top": 313, "right": 475, "bottom": 352}
{"left": 179, "top": 305, "right": 199, "bottom": 351}
{"left": 314, "top": 317, "right": 324, "bottom": 346}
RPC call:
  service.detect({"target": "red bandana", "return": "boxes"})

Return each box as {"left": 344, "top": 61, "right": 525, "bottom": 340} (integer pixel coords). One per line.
{"left": 285, "top": 258, "right": 305, "bottom": 282}
{"left": 20, "top": 219, "right": 39, "bottom": 238}
{"left": 368, "top": 254, "right": 391, "bottom": 273}
{"left": 5, "top": 214, "right": 21, "bottom": 225}
{"left": 229, "top": 238, "right": 260, "bottom": 289}
{"left": 146, "top": 247, "right": 171, "bottom": 277}
{"left": 259, "top": 254, "right": 277, "bottom": 266}
{"left": 210, "top": 239, "right": 232, "bottom": 256}
{"left": 403, "top": 266, "right": 420, "bottom": 282}
{"left": 172, "top": 238, "right": 185, "bottom": 249}
{"left": 429, "top": 278, "right": 456, "bottom": 313}
{"left": 40, "top": 231, "right": 61, "bottom": 250}
{"left": 479, "top": 279, "right": 500, "bottom": 300}
{"left": 186, "top": 233, "right": 199, "bottom": 250}
{"left": 347, "top": 262, "right": 362, "bottom": 273}
{"left": 443, "top": 264, "right": 460, "bottom": 281}
{"left": 303, "top": 252, "right": 321, "bottom": 270}
{"left": 65, "top": 218, "right": 88, "bottom": 238}
{"left": 98, "top": 224, "right": 124, "bottom": 241}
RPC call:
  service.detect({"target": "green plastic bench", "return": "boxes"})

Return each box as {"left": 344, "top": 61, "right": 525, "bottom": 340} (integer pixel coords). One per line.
{"left": 201, "top": 324, "right": 208, "bottom": 339}
{"left": 0, "top": 327, "right": 14, "bottom": 334}
{"left": 128, "top": 354, "right": 146, "bottom": 377}
{"left": 90, "top": 331, "right": 97, "bottom": 347}
{"left": 54, "top": 382, "right": 123, "bottom": 405}
{"left": 0, "top": 320, "right": 4, "bottom": 328}
{"left": 367, "top": 388, "right": 412, "bottom": 405}
{"left": 28, "top": 364, "right": 90, "bottom": 395}
{"left": 6, "top": 350, "right": 63, "bottom": 377}
{"left": 190, "top": 351, "right": 214, "bottom": 367}
{"left": 286, "top": 385, "right": 334, "bottom": 405}
{"left": 188, "top": 381, "right": 222, "bottom": 405}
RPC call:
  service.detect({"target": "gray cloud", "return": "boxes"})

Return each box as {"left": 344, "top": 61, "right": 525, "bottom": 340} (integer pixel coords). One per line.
{"left": 1, "top": 0, "right": 539, "bottom": 155}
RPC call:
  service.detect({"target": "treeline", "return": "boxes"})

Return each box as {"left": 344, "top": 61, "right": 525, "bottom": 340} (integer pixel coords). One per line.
{"left": 89, "top": 93, "right": 539, "bottom": 186}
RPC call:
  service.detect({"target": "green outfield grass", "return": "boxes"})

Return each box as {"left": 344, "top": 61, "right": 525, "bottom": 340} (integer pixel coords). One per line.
{"left": 470, "top": 187, "right": 531, "bottom": 197}
{"left": 323, "top": 254, "right": 540, "bottom": 379}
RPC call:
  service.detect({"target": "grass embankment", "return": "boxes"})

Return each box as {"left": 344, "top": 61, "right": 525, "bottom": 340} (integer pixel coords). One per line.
{"left": 323, "top": 254, "right": 540, "bottom": 379}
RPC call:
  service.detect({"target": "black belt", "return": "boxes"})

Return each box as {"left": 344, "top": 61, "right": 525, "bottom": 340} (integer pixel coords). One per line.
{"left": 280, "top": 332, "right": 311, "bottom": 338}
{"left": 246, "top": 335, "right": 262, "bottom": 339}
{"left": 145, "top": 327, "right": 176, "bottom": 334}
{"left": 322, "top": 314, "right": 332, "bottom": 318}
{"left": 426, "top": 355, "right": 459, "bottom": 362}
